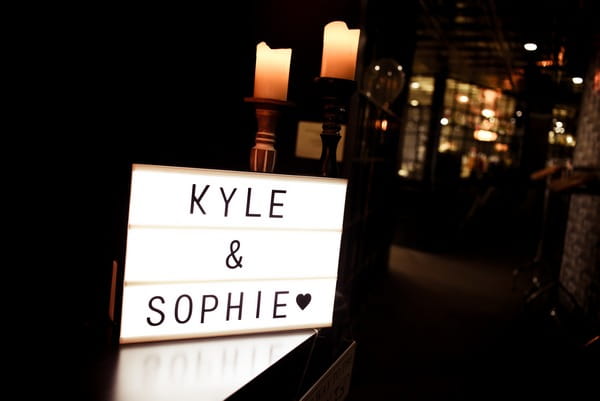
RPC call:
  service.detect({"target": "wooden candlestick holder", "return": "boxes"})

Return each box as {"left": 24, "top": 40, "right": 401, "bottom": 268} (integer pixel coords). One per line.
{"left": 314, "top": 77, "right": 356, "bottom": 177}
{"left": 244, "top": 97, "right": 292, "bottom": 173}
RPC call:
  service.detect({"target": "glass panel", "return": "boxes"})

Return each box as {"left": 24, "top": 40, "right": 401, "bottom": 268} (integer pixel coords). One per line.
{"left": 439, "top": 78, "right": 518, "bottom": 180}
{"left": 401, "top": 76, "right": 519, "bottom": 181}
{"left": 400, "top": 76, "right": 435, "bottom": 179}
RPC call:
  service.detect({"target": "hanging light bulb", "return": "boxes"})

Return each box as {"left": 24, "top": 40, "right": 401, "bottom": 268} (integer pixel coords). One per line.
{"left": 362, "top": 58, "right": 406, "bottom": 107}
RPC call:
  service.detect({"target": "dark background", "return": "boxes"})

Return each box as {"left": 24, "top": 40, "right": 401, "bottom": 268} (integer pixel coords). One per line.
{"left": 33, "top": 1, "right": 599, "bottom": 399}
{"left": 44, "top": 0, "right": 596, "bottom": 348}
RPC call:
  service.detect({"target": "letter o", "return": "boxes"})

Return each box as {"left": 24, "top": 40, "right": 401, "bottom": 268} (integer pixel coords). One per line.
{"left": 175, "top": 294, "right": 193, "bottom": 324}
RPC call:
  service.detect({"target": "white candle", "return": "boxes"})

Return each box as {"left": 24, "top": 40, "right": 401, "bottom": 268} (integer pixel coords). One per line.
{"left": 254, "top": 41, "right": 292, "bottom": 101}
{"left": 320, "top": 21, "right": 360, "bottom": 80}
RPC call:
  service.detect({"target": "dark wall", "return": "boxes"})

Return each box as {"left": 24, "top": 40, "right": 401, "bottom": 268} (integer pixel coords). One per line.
{"left": 56, "top": 5, "right": 257, "bottom": 337}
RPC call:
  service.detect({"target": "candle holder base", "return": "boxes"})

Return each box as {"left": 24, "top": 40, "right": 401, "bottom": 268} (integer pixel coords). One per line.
{"left": 244, "top": 97, "right": 293, "bottom": 173}
{"left": 315, "top": 77, "right": 356, "bottom": 177}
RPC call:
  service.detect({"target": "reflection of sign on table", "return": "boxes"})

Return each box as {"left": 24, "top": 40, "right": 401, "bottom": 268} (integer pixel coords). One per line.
{"left": 119, "top": 164, "right": 347, "bottom": 343}
{"left": 115, "top": 329, "right": 317, "bottom": 401}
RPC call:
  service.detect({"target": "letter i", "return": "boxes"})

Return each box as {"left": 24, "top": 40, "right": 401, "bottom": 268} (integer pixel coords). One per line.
{"left": 256, "top": 291, "right": 262, "bottom": 318}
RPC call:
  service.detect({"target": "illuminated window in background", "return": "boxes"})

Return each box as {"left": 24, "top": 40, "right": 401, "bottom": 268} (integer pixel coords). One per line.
{"left": 399, "top": 77, "right": 519, "bottom": 181}
{"left": 439, "top": 79, "right": 517, "bottom": 179}
{"left": 547, "top": 105, "right": 577, "bottom": 164}
{"left": 399, "top": 76, "right": 435, "bottom": 179}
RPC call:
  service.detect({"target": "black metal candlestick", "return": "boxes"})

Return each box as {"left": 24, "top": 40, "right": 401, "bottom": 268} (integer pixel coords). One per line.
{"left": 244, "top": 97, "right": 292, "bottom": 173}
{"left": 315, "top": 77, "right": 356, "bottom": 177}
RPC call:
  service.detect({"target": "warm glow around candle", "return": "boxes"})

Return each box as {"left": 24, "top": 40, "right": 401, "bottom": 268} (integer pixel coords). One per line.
{"left": 254, "top": 41, "right": 292, "bottom": 101}
{"left": 320, "top": 21, "right": 360, "bottom": 80}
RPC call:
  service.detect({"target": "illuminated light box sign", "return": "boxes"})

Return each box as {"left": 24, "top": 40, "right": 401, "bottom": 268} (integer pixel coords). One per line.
{"left": 119, "top": 164, "right": 347, "bottom": 343}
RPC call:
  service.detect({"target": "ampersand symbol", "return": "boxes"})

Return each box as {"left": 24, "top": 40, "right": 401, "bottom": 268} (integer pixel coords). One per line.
{"left": 226, "top": 240, "right": 243, "bottom": 269}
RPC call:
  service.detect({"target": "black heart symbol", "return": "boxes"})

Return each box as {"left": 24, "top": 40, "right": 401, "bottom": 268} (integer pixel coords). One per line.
{"left": 296, "top": 293, "right": 311, "bottom": 310}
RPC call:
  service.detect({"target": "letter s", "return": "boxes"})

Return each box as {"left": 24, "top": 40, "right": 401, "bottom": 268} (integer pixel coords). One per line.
{"left": 147, "top": 296, "right": 165, "bottom": 326}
